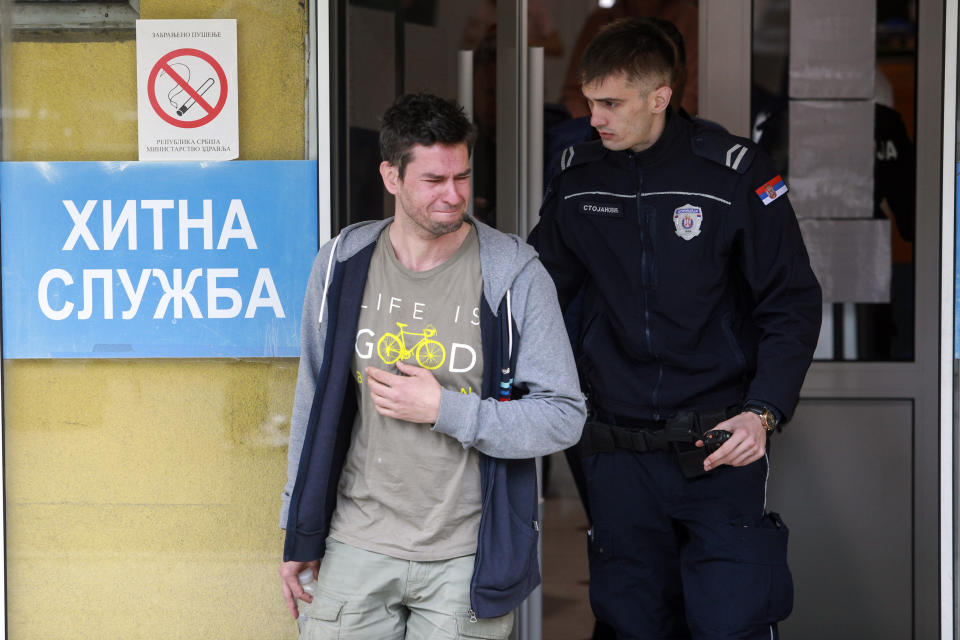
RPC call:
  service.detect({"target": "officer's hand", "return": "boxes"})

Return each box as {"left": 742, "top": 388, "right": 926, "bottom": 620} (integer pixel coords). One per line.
{"left": 366, "top": 361, "right": 442, "bottom": 424}
{"left": 279, "top": 559, "right": 319, "bottom": 619}
{"left": 696, "top": 411, "right": 767, "bottom": 471}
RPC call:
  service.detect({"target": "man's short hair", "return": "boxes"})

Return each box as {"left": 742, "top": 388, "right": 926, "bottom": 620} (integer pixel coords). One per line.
{"left": 580, "top": 18, "right": 676, "bottom": 92}
{"left": 649, "top": 17, "right": 686, "bottom": 68}
{"left": 379, "top": 93, "right": 477, "bottom": 178}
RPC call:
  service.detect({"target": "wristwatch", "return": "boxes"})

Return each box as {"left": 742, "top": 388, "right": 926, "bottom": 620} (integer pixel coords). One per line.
{"left": 744, "top": 405, "right": 778, "bottom": 432}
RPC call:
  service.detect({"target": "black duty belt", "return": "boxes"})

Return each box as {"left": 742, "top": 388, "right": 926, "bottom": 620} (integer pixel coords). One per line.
{"left": 580, "top": 406, "right": 741, "bottom": 478}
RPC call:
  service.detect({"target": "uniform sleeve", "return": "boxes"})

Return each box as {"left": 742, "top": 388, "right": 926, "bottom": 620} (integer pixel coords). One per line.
{"left": 278, "top": 239, "right": 336, "bottom": 528}
{"left": 528, "top": 183, "right": 588, "bottom": 310}
{"left": 431, "top": 258, "right": 587, "bottom": 458}
{"left": 735, "top": 154, "right": 822, "bottom": 421}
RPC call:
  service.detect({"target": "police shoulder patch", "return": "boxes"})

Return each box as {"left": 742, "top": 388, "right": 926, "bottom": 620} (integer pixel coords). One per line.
{"left": 559, "top": 140, "right": 606, "bottom": 173}
{"left": 691, "top": 128, "right": 756, "bottom": 175}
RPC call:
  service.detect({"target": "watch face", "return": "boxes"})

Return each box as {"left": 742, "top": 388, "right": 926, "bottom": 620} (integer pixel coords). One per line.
{"left": 761, "top": 410, "right": 776, "bottom": 430}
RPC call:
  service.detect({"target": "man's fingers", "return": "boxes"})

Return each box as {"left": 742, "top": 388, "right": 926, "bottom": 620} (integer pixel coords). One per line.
{"left": 704, "top": 430, "right": 740, "bottom": 464}
{"left": 704, "top": 432, "right": 746, "bottom": 468}
{"left": 366, "top": 374, "right": 391, "bottom": 396}
{"left": 368, "top": 376, "right": 398, "bottom": 403}
{"left": 367, "top": 371, "right": 406, "bottom": 404}
{"left": 706, "top": 436, "right": 764, "bottom": 469}
{"left": 280, "top": 561, "right": 318, "bottom": 619}
{"left": 721, "top": 442, "right": 751, "bottom": 467}
{"left": 728, "top": 431, "right": 765, "bottom": 465}
{"left": 395, "top": 361, "right": 424, "bottom": 376}
{"left": 375, "top": 406, "right": 399, "bottom": 419}
{"left": 369, "top": 382, "right": 403, "bottom": 416}
{"left": 729, "top": 441, "right": 764, "bottom": 466}
{"left": 370, "top": 395, "right": 396, "bottom": 415}
{"left": 280, "top": 575, "right": 311, "bottom": 619}
{"left": 281, "top": 581, "right": 300, "bottom": 619}
{"left": 366, "top": 366, "right": 409, "bottom": 385}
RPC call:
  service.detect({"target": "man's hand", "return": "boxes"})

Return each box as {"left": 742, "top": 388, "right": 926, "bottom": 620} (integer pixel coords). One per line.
{"left": 696, "top": 411, "right": 767, "bottom": 471}
{"left": 279, "top": 559, "right": 319, "bottom": 619}
{"left": 366, "top": 361, "right": 442, "bottom": 424}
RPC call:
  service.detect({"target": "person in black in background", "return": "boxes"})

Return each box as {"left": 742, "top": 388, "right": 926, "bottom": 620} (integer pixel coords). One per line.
{"left": 753, "top": 69, "right": 916, "bottom": 361}
{"left": 872, "top": 92, "right": 915, "bottom": 360}
{"left": 531, "top": 18, "right": 822, "bottom": 639}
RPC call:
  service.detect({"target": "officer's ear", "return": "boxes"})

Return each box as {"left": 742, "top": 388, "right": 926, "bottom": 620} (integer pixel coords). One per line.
{"left": 650, "top": 85, "right": 672, "bottom": 114}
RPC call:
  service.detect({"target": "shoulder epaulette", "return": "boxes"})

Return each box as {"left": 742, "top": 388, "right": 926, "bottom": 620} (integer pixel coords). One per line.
{"left": 557, "top": 139, "right": 606, "bottom": 173}
{"left": 690, "top": 125, "right": 756, "bottom": 174}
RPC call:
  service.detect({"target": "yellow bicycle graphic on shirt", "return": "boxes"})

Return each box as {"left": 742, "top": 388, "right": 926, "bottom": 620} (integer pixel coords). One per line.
{"left": 376, "top": 322, "right": 447, "bottom": 370}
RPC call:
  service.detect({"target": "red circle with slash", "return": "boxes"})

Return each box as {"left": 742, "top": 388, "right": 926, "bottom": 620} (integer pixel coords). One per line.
{"left": 147, "top": 48, "right": 228, "bottom": 129}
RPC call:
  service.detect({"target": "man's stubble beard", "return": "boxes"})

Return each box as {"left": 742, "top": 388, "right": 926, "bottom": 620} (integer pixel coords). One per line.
{"left": 399, "top": 195, "right": 468, "bottom": 239}
{"left": 424, "top": 213, "right": 466, "bottom": 238}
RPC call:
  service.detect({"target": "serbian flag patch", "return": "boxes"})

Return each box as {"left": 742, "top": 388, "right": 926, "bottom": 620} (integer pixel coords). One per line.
{"left": 755, "top": 175, "right": 788, "bottom": 205}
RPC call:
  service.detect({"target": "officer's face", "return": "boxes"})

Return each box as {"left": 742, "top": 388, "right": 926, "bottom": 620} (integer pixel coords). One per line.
{"left": 582, "top": 72, "right": 671, "bottom": 153}
{"left": 379, "top": 143, "right": 471, "bottom": 238}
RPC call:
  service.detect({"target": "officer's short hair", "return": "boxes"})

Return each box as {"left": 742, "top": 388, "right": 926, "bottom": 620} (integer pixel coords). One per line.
{"left": 649, "top": 18, "right": 686, "bottom": 68}
{"left": 380, "top": 93, "right": 476, "bottom": 179}
{"left": 580, "top": 18, "right": 675, "bottom": 92}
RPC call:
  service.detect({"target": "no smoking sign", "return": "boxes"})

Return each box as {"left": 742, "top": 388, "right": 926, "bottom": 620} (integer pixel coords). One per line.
{"left": 136, "top": 20, "right": 239, "bottom": 160}
{"left": 148, "top": 48, "right": 227, "bottom": 128}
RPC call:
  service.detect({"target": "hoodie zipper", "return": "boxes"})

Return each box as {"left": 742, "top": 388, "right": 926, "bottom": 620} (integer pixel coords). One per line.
{"left": 469, "top": 294, "right": 512, "bottom": 617}
{"left": 468, "top": 454, "right": 494, "bottom": 620}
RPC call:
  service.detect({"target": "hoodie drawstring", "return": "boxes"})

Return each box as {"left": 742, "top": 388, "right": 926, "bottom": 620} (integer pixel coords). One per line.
{"left": 318, "top": 235, "right": 341, "bottom": 325}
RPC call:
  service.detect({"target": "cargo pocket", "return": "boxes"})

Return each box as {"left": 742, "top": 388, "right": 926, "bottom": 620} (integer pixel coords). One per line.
{"left": 455, "top": 610, "right": 515, "bottom": 639}
{"left": 297, "top": 592, "right": 344, "bottom": 639}
{"left": 586, "top": 526, "right": 618, "bottom": 560}
{"left": 730, "top": 511, "right": 794, "bottom": 624}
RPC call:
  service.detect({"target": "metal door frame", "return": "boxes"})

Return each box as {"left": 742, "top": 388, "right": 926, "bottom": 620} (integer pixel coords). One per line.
{"left": 940, "top": 3, "right": 958, "bottom": 637}
{"left": 700, "top": 1, "right": 950, "bottom": 636}
{"left": 496, "top": 0, "right": 526, "bottom": 236}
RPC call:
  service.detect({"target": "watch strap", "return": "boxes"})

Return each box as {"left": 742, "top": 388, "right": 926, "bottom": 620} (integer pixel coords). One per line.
{"left": 744, "top": 404, "right": 777, "bottom": 431}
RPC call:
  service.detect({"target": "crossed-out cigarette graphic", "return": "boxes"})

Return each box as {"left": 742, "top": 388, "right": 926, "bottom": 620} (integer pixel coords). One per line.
{"left": 161, "top": 62, "right": 216, "bottom": 117}
{"left": 176, "top": 78, "right": 215, "bottom": 115}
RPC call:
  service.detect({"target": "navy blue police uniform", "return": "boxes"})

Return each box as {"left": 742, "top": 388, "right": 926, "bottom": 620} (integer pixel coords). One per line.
{"left": 531, "top": 111, "right": 822, "bottom": 640}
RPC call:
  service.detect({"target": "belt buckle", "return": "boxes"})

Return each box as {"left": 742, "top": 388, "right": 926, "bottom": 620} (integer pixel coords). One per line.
{"left": 629, "top": 429, "right": 650, "bottom": 453}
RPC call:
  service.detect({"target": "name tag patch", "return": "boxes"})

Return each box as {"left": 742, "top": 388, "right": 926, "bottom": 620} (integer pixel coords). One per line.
{"left": 580, "top": 202, "right": 623, "bottom": 217}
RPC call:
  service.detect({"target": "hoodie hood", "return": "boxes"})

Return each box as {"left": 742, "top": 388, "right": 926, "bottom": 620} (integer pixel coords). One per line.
{"left": 333, "top": 216, "right": 538, "bottom": 313}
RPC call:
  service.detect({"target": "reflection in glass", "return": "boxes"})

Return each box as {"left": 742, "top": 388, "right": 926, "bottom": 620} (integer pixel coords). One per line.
{"left": 751, "top": 0, "right": 916, "bottom": 361}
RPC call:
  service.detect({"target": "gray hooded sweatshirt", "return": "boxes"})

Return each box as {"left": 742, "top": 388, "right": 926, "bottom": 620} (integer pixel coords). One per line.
{"left": 280, "top": 216, "right": 586, "bottom": 617}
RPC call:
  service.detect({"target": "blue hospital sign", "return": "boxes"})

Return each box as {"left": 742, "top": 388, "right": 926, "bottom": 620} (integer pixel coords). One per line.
{"left": 1, "top": 161, "right": 318, "bottom": 358}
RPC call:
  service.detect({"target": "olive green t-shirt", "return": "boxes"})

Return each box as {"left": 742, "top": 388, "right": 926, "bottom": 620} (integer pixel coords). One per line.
{"left": 328, "top": 223, "right": 484, "bottom": 560}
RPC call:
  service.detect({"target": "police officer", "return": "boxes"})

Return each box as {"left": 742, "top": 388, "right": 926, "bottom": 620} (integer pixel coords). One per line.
{"left": 530, "top": 19, "right": 822, "bottom": 640}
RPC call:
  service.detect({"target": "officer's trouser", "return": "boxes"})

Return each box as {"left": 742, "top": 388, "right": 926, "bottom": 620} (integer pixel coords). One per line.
{"left": 583, "top": 448, "right": 792, "bottom": 640}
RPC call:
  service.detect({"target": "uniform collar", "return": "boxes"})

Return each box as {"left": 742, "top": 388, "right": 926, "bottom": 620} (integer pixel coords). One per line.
{"left": 621, "top": 109, "right": 684, "bottom": 168}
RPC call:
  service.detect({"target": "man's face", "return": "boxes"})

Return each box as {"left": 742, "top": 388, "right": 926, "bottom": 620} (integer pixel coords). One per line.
{"left": 582, "top": 72, "right": 670, "bottom": 153}
{"left": 381, "top": 143, "right": 471, "bottom": 238}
